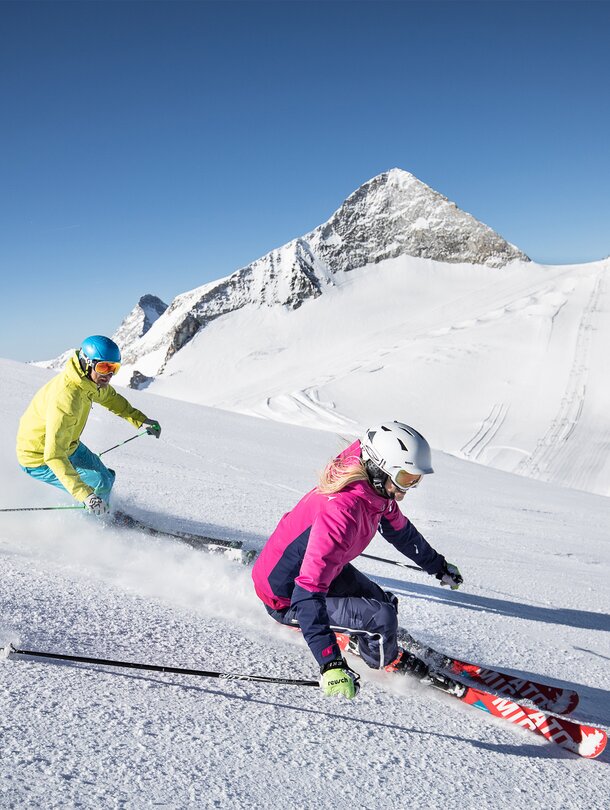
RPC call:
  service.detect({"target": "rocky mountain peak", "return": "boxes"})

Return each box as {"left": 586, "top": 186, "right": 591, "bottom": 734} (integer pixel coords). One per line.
{"left": 123, "top": 294, "right": 167, "bottom": 333}
{"left": 113, "top": 295, "right": 168, "bottom": 362}
{"left": 308, "top": 168, "right": 528, "bottom": 271}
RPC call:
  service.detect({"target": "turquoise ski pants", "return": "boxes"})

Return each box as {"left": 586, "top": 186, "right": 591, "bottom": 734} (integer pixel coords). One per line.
{"left": 21, "top": 442, "right": 116, "bottom": 501}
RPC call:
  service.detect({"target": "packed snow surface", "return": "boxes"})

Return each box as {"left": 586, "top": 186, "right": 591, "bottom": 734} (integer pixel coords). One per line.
{"left": 1, "top": 360, "right": 609, "bottom": 809}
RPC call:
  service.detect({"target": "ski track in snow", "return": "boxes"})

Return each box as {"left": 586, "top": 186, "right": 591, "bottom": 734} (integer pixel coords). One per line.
{"left": 460, "top": 402, "right": 510, "bottom": 462}
{"left": 238, "top": 259, "right": 610, "bottom": 500}
{"left": 261, "top": 386, "right": 359, "bottom": 431}
{"left": 515, "top": 274, "right": 604, "bottom": 484}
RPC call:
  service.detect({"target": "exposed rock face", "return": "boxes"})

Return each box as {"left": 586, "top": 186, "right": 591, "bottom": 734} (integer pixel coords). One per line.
{"left": 113, "top": 295, "right": 168, "bottom": 357}
{"left": 128, "top": 370, "right": 154, "bottom": 390}
{"left": 158, "top": 239, "right": 328, "bottom": 363}
{"left": 307, "top": 169, "right": 528, "bottom": 270}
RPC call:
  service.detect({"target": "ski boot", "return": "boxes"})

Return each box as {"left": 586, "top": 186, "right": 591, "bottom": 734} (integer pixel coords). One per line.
{"left": 423, "top": 669, "right": 468, "bottom": 698}
{"left": 385, "top": 648, "right": 429, "bottom": 678}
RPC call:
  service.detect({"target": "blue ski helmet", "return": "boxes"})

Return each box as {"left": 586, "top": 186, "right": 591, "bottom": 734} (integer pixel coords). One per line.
{"left": 79, "top": 335, "right": 121, "bottom": 365}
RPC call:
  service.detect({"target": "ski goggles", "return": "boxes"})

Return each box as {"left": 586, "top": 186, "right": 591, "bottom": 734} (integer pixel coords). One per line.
{"left": 92, "top": 360, "right": 121, "bottom": 375}
{"left": 391, "top": 470, "right": 422, "bottom": 492}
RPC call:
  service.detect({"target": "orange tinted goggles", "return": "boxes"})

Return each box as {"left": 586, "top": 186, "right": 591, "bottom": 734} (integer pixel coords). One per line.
{"left": 93, "top": 360, "right": 121, "bottom": 375}
{"left": 393, "top": 470, "right": 422, "bottom": 492}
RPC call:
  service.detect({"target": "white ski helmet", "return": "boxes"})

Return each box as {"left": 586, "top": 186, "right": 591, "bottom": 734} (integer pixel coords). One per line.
{"left": 361, "top": 422, "right": 434, "bottom": 485}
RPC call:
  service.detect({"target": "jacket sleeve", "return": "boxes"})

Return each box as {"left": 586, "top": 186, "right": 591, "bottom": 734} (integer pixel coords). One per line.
{"left": 379, "top": 501, "right": 445, "bottom": 576}
{"left": 96, "top": 386, "right": 147, "bottom": 428}
{"left": 43, "top": 395, "right": 94, "bottom": 501}
{"left": 291, "top": 502, "right": 360, "bottom": 668}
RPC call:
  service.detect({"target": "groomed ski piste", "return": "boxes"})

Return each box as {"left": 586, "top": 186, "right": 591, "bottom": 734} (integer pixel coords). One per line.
{"left": 1, "top": 358, "right": 609, "bottom": 809}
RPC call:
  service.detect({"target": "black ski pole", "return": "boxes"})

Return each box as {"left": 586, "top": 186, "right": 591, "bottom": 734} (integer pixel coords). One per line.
{"left": 0, "top": 505, "right": 85, "bottom": 513}
{"left": 2, "top": 646, "right": 319, "bottom": 687}
{"left": 359, "top": 552, "right": 423, "bottom": 572}
{"left": 98, "top": 430, "right": 148, "bottom": 457}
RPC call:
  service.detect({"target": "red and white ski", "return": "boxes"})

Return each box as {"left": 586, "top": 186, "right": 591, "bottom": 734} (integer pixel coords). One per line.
{"left": 455, "top": 682, "right": 606, "bottom": 759}
{"left": 397, "top": 629, "right": 579, "bottom": 715}
{"left": 335, "top": 632, "right": 606, "bottom": 757}
{"left": 445, "top": 659, "right": 579, "bottom": 715}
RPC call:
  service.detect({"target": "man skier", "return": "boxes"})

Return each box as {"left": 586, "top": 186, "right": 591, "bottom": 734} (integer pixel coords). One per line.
{"left": 16, "top": 335, "right": 161, "bottom": 516}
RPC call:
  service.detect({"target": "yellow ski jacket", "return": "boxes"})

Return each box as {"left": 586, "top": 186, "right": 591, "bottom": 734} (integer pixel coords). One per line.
{"left": 16, "top": 352, "right": 147, "bottom": 501}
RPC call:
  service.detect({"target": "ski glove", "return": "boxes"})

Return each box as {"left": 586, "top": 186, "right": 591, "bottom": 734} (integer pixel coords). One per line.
{"left": 143, "top": 419, "right": 162, "bottom": 438}
{"left": 436, "top": 561, "right": 463, "bottom": 590}
{"left": 84, "top": 493, "right": 110, "bottom": 516}
{"left": 320, "top": 658, "right": 360, "bottom": 699}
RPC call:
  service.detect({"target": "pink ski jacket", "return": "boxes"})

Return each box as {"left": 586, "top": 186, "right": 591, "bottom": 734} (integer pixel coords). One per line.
{"left": 252, "top": 441, "right": 444, "bottom": 666}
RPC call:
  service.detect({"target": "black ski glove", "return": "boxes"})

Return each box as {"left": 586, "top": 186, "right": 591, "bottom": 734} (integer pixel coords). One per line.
{"left": 143, "top": 419, "right": 162, "bottom": 438}
{"left": 435, "top": 561, "right": 463, "bottom": 590}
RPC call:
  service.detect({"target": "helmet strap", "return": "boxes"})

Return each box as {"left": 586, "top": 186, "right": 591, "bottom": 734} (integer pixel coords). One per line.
{"left": 364, "top": 460, "right": 392, "bottom": 499}
{"left": 78, "top": 351, "right": 93, "bottom": 378}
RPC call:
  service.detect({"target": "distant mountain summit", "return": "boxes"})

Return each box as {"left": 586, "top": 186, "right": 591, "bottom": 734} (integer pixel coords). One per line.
{"left": 113, "top": 294, "right": 168, "bottom": 348}
{"left": 116, "top": 169, "right": 528, "bottom": 378}
{"left": 40, "top": 294, "right": 168, "bottom": 371}
{"left": 308, "top": 168, "right": 527, "bottom": 271}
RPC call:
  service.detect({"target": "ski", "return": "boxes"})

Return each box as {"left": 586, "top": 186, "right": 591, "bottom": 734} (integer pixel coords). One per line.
{"left": 422, "top": 670, "right": 606, "bottom": 759}
{"left": 333, "top": 633, "right": 605, "bottom": 758}
{"left": 111, "top": 510, "right": 257, "bottom": 565}
{"left": 397, "top": 629, "right": 579, "bottom": 715}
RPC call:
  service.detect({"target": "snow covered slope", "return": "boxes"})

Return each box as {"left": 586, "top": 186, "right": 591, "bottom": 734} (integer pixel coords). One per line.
{"left": 115, "top": 253, "right": 610, "bottom": 498}
{"left": 1, "top": 359, "right": 608, "bottom": 808}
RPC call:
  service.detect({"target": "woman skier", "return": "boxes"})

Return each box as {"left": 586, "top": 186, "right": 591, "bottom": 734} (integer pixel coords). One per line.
{"left": 252, "top": 421, "right": 462, "bottom": 698}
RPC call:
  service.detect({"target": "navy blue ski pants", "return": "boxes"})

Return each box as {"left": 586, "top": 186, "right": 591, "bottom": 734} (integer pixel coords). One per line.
{"left": 266, "top": 564, "right": 400, "bottom": 669}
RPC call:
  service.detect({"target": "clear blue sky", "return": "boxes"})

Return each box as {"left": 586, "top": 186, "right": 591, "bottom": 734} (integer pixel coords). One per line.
{"left": 1, "top": 0, "right": 609, "bottom": 361}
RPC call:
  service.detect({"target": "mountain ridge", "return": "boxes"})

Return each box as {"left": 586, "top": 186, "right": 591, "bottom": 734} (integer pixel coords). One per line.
{"left": 118, "top": 168, "right": 529, "bottom": 374}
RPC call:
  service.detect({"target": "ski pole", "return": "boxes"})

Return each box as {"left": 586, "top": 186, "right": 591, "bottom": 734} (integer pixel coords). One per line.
{"left": 98, "top": 430, "right": 148, "bottom": 457}
{"left": 0, "top": 505, "right": 85, "bottom": 513}
{"left": 2, "top": 646, "right": 320, "bottom": 687}
{"left": 359, "top": 552, "right": 423, "bottom": 572}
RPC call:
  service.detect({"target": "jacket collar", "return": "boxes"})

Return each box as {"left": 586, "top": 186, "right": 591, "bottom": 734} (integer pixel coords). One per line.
{"left": 64, "top": 351, "right": 98, "bottom": 390}
{"left": 343, "top": 477, "right": 390, "bottom": 515}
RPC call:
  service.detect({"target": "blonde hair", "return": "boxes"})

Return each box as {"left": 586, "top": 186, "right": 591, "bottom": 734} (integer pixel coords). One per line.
{"left": 317, "top": 455, "right": 369, "bottom": 495}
